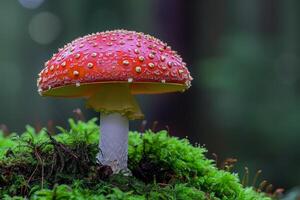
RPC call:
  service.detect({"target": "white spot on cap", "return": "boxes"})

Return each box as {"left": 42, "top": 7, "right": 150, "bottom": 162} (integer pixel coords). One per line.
{"left": 75, "top": 53, "right": 80, "bottom": 59}
{"left": 38, "top": 88, "right": 43, "bottom": 95}
{"left": 148, "top": 53, "right": 155, "bottom": 59}
{"left": 135, "top": 66, "right": 142, "bottom": 73}
{"left": 185, "top": 80, "right": 191, "bottom": 87}
{"left": 167, "top": 61, "right": 173, "bottom": 67}
{"left": 138, "top": 56, "right": 144, "bottom": 62}
{"left": 123, "top": 60, "right": 129, "bottom": 66}
{"left": 73, "top": 70, "right": 79, "bottom": 76}
{"left": 148, "top": 63, "right": 155, "bottom": 68}
{"left": 87, "top": 63, "right": 94, "bottom": 68}
{"left": 128, "top": 78, "right": 133, "bottom": 83}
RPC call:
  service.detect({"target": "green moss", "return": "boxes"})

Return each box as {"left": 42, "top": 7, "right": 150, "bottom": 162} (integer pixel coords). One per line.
{"left": 0, "top": 118, "right": 272, "bottom": 200}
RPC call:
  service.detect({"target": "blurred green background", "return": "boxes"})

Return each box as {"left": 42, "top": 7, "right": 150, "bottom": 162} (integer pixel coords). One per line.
{"left": 0, "top": 0, "right": 299, "bottom": 192}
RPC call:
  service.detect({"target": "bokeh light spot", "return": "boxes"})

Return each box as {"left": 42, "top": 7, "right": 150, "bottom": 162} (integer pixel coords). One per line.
{"left": 28, "top": 12, "right": 61, "bottom": 45}
{"left": 18, "top": 0, "right": 44, "bottom": 9}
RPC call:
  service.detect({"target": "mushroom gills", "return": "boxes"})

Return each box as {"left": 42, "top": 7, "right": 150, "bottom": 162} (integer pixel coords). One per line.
{"left": 86, "top": 83, "right": 144, "bottom": 120}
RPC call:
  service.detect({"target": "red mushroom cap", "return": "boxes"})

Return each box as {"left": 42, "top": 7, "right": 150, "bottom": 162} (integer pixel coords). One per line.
{"left": 37, "top": 30, "right": 192, "bottom": 97}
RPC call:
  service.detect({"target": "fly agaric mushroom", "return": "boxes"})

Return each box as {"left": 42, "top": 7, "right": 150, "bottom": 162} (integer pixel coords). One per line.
{"left": 37, "top": 30, "right": 192, "bottom": 172}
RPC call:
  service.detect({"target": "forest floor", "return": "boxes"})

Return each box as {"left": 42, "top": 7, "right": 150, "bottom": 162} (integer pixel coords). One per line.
{"left": 0, "top": 118, "right": 279, "bottom": 200}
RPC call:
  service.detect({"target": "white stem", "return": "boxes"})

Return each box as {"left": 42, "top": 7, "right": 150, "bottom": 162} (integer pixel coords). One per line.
{"left": 97, "top": 113, "right": 129, "bottom": 173}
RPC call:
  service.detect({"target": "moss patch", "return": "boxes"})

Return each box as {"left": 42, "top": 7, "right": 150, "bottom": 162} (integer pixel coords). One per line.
{"left": 0, "top": 119, "right": 272, "bottom": 200}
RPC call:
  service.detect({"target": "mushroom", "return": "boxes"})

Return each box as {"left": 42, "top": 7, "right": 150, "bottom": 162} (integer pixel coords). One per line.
{"left": 37, "top": 30, "right": 192, "bottom": 173}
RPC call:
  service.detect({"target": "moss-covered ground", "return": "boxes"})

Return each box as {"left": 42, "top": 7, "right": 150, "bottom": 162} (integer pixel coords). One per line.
{"left": 0, "top": 118, "right": 275, "bottom": 199}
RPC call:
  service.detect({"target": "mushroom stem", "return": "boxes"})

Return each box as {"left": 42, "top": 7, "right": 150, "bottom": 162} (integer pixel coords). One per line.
{"left": 97, "top": 112, "right": 129, "bottom": 173}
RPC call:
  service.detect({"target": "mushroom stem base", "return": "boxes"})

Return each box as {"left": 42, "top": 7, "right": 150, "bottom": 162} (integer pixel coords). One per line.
{"left": 97, "top": 113, "right": 129, "bottom": 173}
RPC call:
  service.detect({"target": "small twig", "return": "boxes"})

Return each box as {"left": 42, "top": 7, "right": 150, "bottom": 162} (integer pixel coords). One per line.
{"left": 258, "top": 180, "right": 268, "bottom": 192}
{"left": 0, "top": 124, "right": 9, "bottom": 136}
{"left": 140, "top": 120, "right": 147, "bottom": 133}
{"left": 27, "top": 163, "right": 39, "bottom": 184}
{"left": 158, "top": 183, "right": 169, "bottom": 187}
{"left": 151, "top": 121, "right": 158, "bottom": 132}
{"left": 212, "top": 153, "right": 218, "bottom": 167}
{"left": 73, "top": 108, "right": 85, "bottom": 121}
{"left": 46, "top": 131, "right": 78, "bottom": 159}
{"left": 242, "top": 167, "right": 249, "bottom": 187}
{"left": 46, "top": 131, "right": 68, "bottom": 172}
{"left": 221, "top": 158, "right": 237, "bottom": 171}
{"left": 46, "top": 153, "right": 56, "bottom": 179}
{"left": 266, "top": 184, "right": 273, "bottom": 193}
{"left": 34, "top": 150, "right": 44, "bottom": 189}
{"left": 27, "top": 146, "right": 45, "bottom": 189}
{"left": 165, "top": 125, "right": 170, "bottom": 133}
{"left": 252, "top": 170, "right": 262, "bottom": 187}
{"left": 47, "top": 120, "right": 55, "bottom": 135}
{"left": 34, "top": 122, "right": 42, "bottom": 133}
